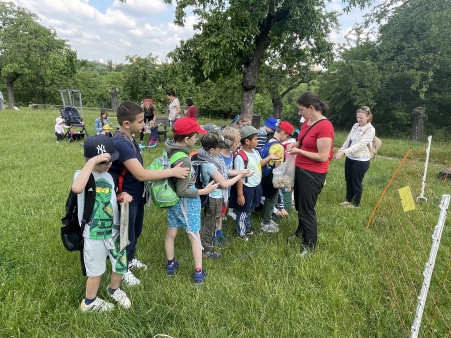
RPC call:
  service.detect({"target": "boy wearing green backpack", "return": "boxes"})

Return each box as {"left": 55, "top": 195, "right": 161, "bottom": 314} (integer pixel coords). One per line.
{"left": 163, "top": 117, "right": 218, "bottom": 285}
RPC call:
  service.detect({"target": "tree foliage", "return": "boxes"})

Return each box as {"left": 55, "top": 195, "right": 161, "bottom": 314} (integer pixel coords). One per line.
{"left": 319, "top": 0, "right": 451, "bottom": 138}
{"left": 0, "top": 1, "right": 77, "bottom": 106}
{"left": 165, "top": 0, "right": 371, "bottom": 115}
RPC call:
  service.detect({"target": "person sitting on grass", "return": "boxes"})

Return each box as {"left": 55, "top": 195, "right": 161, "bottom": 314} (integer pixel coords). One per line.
{"left": 109, "top": 101, "right": 190, "bottom": 287}
{"left": 72, "top": 135, "right": 133, "bottom": 312}
{"left": 144, "top": 120, "right": 162, "bottom": 147}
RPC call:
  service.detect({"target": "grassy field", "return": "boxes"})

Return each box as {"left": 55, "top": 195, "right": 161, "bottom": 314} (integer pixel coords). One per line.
{"left": 0, "top": 107, "right": 450, "bottom": 337}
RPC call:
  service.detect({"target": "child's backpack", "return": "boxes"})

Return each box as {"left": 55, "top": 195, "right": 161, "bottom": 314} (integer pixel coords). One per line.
{"left": 60, "top": 174, "right": 96, "bottom": 252}
{"left": 233, "top": 149, "right": 249, "bottom": 183}
{"left": 368, "top": 136, "right": 382, "bottom": 160}
{"left": 60, "top": 172, "right": 120, "bottom": 252}
{"left": 190, "top": 151, "right": 222, "bottom": 209}
{"left": 257, "top": 139, "right": 280, "bottom": 177}
{"left": 146, "top": 151, "right": 189, "bottom": 207}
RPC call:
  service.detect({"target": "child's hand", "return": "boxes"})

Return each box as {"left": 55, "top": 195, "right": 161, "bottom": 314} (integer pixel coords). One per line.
{"left": 268, "top": 154, "right": 282, "bottom": 161}
{"left": 88, "top": 153, "right": 111, "bottom": 165}
{"left": 276, "top": 209, "right": 289, "bottom": 217}
{"left": 205, "top": 181, "right": 219, "bottom": 194}
{"left": 237, "top": 195, "right": 245, "bottom": 206}
{"left": 241, "top": 169, "right": 254, "bottom": 178}
{"left": 172, "top": 162, "right": 190, "bottom": 178}
{"left": 158, "top": 123, "right": 163, "bottom": 126}
{"left": 118, "top": 192, "right": 133, "bottom": 206}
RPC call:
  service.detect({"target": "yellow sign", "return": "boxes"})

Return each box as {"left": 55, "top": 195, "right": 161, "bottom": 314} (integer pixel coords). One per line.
{"left": 398, "top": 186, "right": 416, "bottom": 212}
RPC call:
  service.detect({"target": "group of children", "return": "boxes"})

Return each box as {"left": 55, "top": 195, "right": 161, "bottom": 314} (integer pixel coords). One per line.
{"left": 71, "top": 101, "right": 295, "bottom": 311}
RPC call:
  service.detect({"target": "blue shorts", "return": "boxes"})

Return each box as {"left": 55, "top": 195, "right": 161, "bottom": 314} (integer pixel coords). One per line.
{"left": 168, "top": 194, "right": 201, "bottom": 233}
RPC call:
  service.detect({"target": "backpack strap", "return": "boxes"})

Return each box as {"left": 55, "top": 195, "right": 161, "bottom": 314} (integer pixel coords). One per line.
{"left": 117, "top": 167, "right": 128, "bottom": 195}
{"left": 169, "top": 151, "right": 189, "bottom": 165}
{"left": 299, "top": 119, "right": 327, "bottom": 148}
{"left": 81, "top": 174, "right": 96, "bottom": 227}
{"left": 234, "top": 150, "right": 249, "bottom": 183}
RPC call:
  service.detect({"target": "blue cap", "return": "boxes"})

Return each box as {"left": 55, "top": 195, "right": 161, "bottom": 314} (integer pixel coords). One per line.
{"left": 264, "top": 117, "right": 278, "bottom": 130}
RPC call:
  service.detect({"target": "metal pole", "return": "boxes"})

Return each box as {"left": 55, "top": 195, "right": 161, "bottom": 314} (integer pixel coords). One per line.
{"left": 410, "top": 194, "right": 450, "bottom": 338}
{"left": 417, "top": 135, "right": 432, "bottom": 202}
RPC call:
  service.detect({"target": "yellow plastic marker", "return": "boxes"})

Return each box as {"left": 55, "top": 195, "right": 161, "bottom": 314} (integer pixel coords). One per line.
{"left": 398, "top": 186, "right": 416, "bottom": 212}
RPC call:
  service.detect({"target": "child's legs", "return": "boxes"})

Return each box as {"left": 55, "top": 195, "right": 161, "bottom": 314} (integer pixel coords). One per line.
{"left": 110, "top": 272, "right": 123, "bottom": 289}
{"left": 189, "top": 232, "right": 203, "bottom": 268}
{"left": 165, "top": 227, "right": 179, "bottom": 260}
{"left": 148, "top": 137, "right": 157, "bottom": 146}
{"left": 200, "top": 197, "right": 221, "bottom": 251}
{"left": 83, "top": 238, "right": 108, "bottom": 298}
{"left": 86, "top": 276, "right": 102, "bottom": 299}
{"left": 262, "top": 189, "right": 278, "bottom": 224}
{"left": 126, "top": 198, "right": 145, "bottom": 264}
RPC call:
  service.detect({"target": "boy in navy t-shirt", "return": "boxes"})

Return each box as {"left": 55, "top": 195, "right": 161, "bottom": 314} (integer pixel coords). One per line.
{"left": 109, "top": 101, "right": 190, "bottom": 286}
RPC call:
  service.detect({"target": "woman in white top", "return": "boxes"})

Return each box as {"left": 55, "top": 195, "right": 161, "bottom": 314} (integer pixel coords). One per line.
{"left": 334, "top": 106, "right": 375, "bottom": 208}
{"left": 166, "top": 90, "right": 181, "bottom": 124}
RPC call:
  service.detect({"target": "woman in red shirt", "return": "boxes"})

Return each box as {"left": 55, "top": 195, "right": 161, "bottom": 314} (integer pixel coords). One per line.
{"left": 287, "top": 92, "right": 334, "bottom": 257}
{"left": 185, "top": 99, "right": 198, "bottom": 120}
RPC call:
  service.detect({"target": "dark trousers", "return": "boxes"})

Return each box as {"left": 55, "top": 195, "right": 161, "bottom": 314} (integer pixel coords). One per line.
{"left": 55, "top": 132, "right": 64, "bottom": 142}
{"left": 126, "top": 197, "right": 145, "bottom": 264}
{"left": 293, "top": 167, "right": 326, "bottom": 250}
{"left": 344, "top": 158, "right": 370, "bottom": 206}
{"left": 200, "top": 197, "right": 222, "bottom": 251}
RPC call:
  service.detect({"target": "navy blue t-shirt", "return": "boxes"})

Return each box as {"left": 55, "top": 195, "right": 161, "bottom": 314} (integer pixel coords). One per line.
{"left": 110, "top": 132, "right": 144, "bottom": 201}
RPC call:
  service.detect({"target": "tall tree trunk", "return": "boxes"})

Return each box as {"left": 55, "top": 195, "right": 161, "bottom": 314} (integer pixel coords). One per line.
{"left": 272, "top": 96, "right": 283, "bottom": 119}
{"left": 410, "top": 106, "right": 427, "bottom": 141}
{"left": 109, "top": 87, "right": 120, "bottom": 113}
{"left": 6, "top": 75, "right": 18, "bottom": 108}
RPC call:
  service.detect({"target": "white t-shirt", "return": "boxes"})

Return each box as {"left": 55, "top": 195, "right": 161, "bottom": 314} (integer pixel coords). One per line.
{"left": 168, "top": 98, "right": 180, "bottom": 120}
{"left": 233, "top": 149, "right": 262, "bottom": 187}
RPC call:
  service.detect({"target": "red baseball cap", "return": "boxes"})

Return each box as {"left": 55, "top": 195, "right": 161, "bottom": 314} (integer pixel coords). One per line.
{"left": 279, "top": 121, "right": 294, "bottom": 136}
{"left": 173, "top": 117, "right": 207, "bottom": 135}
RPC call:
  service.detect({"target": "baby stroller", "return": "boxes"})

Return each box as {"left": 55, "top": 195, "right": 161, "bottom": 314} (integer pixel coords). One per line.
{"left": 61, "top": 106, "right": 88, "bottom": 142}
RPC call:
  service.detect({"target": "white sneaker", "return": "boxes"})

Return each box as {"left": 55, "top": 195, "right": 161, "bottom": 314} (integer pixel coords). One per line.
{"left": 107, "top": 286, "right": 131, "bottom": 309}
{"left": 340, "top": 201, "right": 351, "bottom": 206}
{"left": 260, "top": 223, "right": 279, "bottom": 233}
{"left": 227, "top": 210, "right": 237, "bottom": 221}
{"left": 269, "top": 220, "right": 279, "bottom": 228}
{"left": 128, "top": 258, "right": 148, "bottom": 270}
{"left": 122, "top": 271, "right": 141, "bottom": 286}
{"left": 80, "top": 297, "right": 114, "bottom": 312}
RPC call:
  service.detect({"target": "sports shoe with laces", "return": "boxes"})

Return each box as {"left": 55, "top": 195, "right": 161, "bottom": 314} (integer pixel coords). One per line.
{"left": 227, "top": 209, "right": 237, "bottom": 221}
{"left": 238, "top": 234, "right": 252, "bottom": 241}
{"left": 202, "top": 249, "right": 222, "bottom": 259}
{"left": 122, "top": 271, "right": 141, "bottom": 286}
{"left": 80, "top": 297, "right": 114, "bottom": 312}
{"left": 260, "top": 223, "right": 279, "bottom": 233}
{"left": 193, "top": 269, "right": 207, "bottom": 285}
{"left": 269, "top": 220, "right": 279, "bottom": 228}
{"left": 107, "top": 286, "right": 131, "bottom": 309}
{"left": 128, "top": 258, "right": 148, "bottom": 270}
{"left": 340, "top": 201, "right": 351, "bottom": 206}
{"left": 166, "top": 260, "right": 179, "bottom": 277}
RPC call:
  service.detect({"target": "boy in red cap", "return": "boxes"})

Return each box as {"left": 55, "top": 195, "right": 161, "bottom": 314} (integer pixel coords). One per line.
{"left": 259, "top": 121, "right": 295, "bottom": 232}
{"left": 164, "top": 117, "right": 219, "bottom": 285}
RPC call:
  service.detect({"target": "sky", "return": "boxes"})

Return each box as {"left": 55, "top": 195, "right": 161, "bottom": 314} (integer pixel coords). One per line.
{"left": 10, "top": 0, "right": 369, "bottom": 64}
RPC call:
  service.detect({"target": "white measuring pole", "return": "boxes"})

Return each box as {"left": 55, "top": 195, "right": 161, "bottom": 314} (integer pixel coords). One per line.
{"left": 417, "top": 135, "right": 432, "bottom": 202}
{"left": 410, "top": 194, "right": 450, "bottom": 338}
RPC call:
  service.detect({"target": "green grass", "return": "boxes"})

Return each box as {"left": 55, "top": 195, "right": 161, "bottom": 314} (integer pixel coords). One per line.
{"left": 0, "top": 108, "right": 450, "bottom": 337}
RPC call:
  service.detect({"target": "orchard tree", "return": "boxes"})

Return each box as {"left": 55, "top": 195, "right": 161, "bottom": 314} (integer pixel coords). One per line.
{"left": 122, "top": 54, "right": 161, "bottom": 102}
{"left": 0, "top": 2, "right": 76, "bottom": 107}
{"left": 164, "top": 0, "right": 372, "bottom": 115}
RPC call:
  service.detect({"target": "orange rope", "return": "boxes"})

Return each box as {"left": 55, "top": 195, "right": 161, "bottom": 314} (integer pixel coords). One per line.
{"left": 366, "top": 148, "right": 412, "bottom": 231}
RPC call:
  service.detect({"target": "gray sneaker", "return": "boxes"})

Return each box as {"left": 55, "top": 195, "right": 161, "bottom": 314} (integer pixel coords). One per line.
{"left": 260, "top": 223, "right": 279, "bottom": 233}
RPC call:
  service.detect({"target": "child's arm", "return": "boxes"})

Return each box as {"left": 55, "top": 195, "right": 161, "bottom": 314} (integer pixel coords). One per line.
{"left": 260, "top": 154, "right": 281, "bottom": 167}
{"left": 211, "top": 169, "right": 251, "bottom": 189}
{"left": 236, "top": 179, "right": 245, "bottom": 206}
{"left": 72, "top": 153, "right": 111, "bottom": 193}
{"left": 197, "top": 181, "right": 219, "bottom": 196}
{"left": 122, "top": 158, "right": 189, "bottom": 182}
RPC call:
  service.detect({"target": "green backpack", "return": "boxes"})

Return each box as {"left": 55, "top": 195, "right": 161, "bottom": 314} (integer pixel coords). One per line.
{"left": 146, "top": 151, "right": 188, "bottom": 208}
